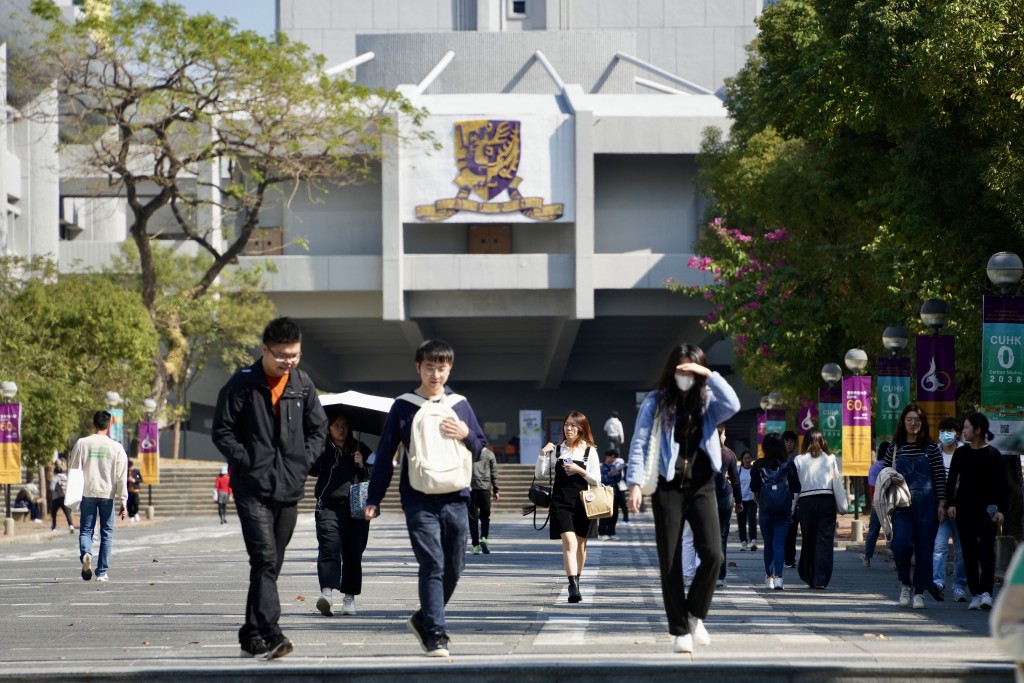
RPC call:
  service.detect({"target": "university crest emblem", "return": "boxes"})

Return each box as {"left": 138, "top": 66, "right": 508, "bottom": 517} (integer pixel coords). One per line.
{"left": 416, "top": 120, "right": 563, "bottom": 221}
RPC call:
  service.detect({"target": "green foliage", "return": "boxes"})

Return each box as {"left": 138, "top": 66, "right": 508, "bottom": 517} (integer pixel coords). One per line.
{"left": 0, "top": 257, "right": 157, "bottom": 467}
{"left": 690, "top": 0, "right": 1024, "bottom": 412}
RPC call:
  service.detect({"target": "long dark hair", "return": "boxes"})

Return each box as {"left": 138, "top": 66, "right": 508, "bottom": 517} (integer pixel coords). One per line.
{"left": 760, "top": 432, "right": 787, "bottom": 466}
{"left": 655, "top": 343, "right": 709, "bottom": 423}
{"left": 563, "top": 411, "right": 596, "bottom": 449}
{"left": 892, "top": 403, "right": 932, "bottom": 446}
{"left": 800, "top": 428, "right": 830, "bottom": 458}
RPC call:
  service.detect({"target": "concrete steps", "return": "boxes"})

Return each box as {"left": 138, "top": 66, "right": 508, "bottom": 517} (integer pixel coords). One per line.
{"left": 143, "top": 462, "right": 539, "bottom": 517}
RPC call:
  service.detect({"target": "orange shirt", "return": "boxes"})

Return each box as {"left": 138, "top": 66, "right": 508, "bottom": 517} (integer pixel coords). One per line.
{"left": 268, "top": 372, "right": 289, "bottom": 418}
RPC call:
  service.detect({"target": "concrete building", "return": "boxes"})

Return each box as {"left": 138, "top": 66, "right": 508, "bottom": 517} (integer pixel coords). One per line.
{"left": 2, "top": 0, "right": 774, "bottom": 459}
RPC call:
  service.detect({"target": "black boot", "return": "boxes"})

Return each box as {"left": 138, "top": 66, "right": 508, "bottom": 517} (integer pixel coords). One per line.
{"left": 567, "top": 576, "right": 582, "bottom": 603}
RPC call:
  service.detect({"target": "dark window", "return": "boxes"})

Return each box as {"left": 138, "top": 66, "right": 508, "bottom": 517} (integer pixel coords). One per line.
{"left": 512, "top": 1, "right": 526, "bottom": 15}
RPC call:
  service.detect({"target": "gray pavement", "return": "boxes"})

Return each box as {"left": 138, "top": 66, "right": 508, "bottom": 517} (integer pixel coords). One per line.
{"left": 0, "top": 510, "right": 1014, "bottom": 682}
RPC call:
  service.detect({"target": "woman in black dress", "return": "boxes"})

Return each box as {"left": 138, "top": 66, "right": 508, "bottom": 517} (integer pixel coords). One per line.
{"left": 311, "top": 412, "right": 372, "bottom": 617}
{"left": 536, "top": 411, "right": 601, "bottom": 603}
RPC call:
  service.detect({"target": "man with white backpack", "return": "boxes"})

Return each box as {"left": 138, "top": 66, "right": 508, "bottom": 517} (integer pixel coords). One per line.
{"left": 365, "top": 339, "right": 486, "bottom": 658}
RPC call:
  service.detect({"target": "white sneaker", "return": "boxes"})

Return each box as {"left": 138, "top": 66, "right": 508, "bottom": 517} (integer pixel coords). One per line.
{"left": 607, "top": 535, "right": 619, "bottom": 541}
{"left": 95, "top": 574, "right": 109, "bottom": 582}
{"left": 860, "top": 553, "right": 870, "bottom": 567}
{"left": 774, "top": 576, "right": 784, "bottom": 590}
{"left": 766, "top": 575, "right": 775, "bottom": 590}
{"left": 981, "top": 592, "right": 994, "bottom": 610}
{"left": 598, "top": 535, "right": 609, "bottom": 541}
{"left": 741, "top": 541, "right": 749, "bottom": 551}
{"left": 716, "top": 579, "right": 727, "bottom": 588}
{"left": 899, "top": 585, "right": 912, "bottom": 607}
{"left": 683, "top": 574, "right": 693, "bottom": 588}
{"left": 620, "top": 520, "right": 631, "bottom": 526}
{"left": 316, "top": 590, "right": 334, "bottom": 616}
{"left": 749, "top": 543, "right": 757, "bottom": 551}
{"left": 968, "top": 595, "right": 983, "bottom": 610}
{"left": 673, "top": 634, "right": 694, "bottom": 653}
{"left": 687, "top": 614, "right": 710, "bottom": 646}
{"left": 953, "top": 587, "right": 967, "bottom": 602}
{"left": 341, "top": 594, "right": 357, "bottom": 616}
{"left": 912, "top": 594, "right": 925, "bottom": 609}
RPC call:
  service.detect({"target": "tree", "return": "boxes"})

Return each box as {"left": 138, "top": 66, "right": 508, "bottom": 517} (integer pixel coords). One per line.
{"left": 19, "top": 0, "right": 429, "bottom": 412}
{"left": 108, "top": 243, "right": 275, "bottom": 458}
{"left": 686, "top": 0, "right": 1024, "bottom": 412}
{"left": 0, "top": 256, "right": 157, "bottom": 469}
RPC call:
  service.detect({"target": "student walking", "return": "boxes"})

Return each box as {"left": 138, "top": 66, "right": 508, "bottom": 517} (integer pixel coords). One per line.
{"left": 69, "top": 410, "right": 128, "bottom": 583}
{"left": 50, "top": 462, "right": 74, "bottom": 533}
{"left": 603, "top": 411, "right": 625, "bottom": 455}
{"left": 365, "top": 339, "right": 486, "bottom": 658}
{"left": 214, "top": 466, "right": 231, "bottom": 524}
{"left": 625, "top": 344, "right": 740, "bottom": 654}
{"left": 751, "top": 432, "right": 800, "bottom": 591}
{"left": 737, "top": 450, "right": 757, "bottom": 551}
{"left": 944, "top": 412, "right": 1008, "bottom": 610}
{"left": 469, "top": 444, "right": 500, "bottom": 554}
{"left": 598, "top": 449, "right": 624, "bottom": 540}
{"left": 861, "top": 442, "right": 888, "bottom": 567}
{"left": 793, "top": 428, "right": 842, "bottom": 589}
{"left": 212, "top": 317, "right": 328, "bottom": 659}
{"left": 884, "top": 404, "right": 946, "bottom": 609}
{"left": 537, "top": 412, "right": 601, "bottom": 602}
{"left": 931, "top": 418, "right": 967, "bottom": 601}
{"left": 312, "top": 413, "right": 372, "bottom": 617}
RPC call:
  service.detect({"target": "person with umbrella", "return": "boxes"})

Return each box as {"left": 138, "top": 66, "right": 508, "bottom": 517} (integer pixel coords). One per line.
{"left": 311, "top": 411, "right": 373, "bottom": 617}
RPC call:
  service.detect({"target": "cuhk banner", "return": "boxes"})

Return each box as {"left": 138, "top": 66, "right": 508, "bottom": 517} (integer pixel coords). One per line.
{"left": 766, "top": 409, "right": 786, "bottom": 437}
{"left": 107, "top": 407, "right": 125, "bottom": 447}
{"left": 841, "top": 376, "right": 872, "bottom": 477}
{"left": 876, "top": 355, "right": 911, "bottom": 445}
{"left": 982, "top": 295, "right": 1024, "bottom": 455}
{"left": 916, "top": 335, "right": 956, "bottom": 433}
{"left": 138, "top": 421, "right": 160, "bottom": 485}
{"left": 797, "top": 402, "right": 818, "bottom": 437}
{"left": 0, "top": 403, "right": 22, "bottom": 485}
{"left": 819, "top": 386, "right": 842, "bottom": 456}
{"left": 518, "top": 410, "right": 542, "bottom": 465}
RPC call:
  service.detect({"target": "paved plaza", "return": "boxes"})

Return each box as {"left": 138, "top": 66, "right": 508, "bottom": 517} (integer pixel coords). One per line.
{"left": 0, "top": 510, "right": 1014, "bottom": 682}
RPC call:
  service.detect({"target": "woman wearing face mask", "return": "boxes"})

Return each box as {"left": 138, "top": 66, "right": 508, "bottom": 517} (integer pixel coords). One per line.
{"left": 944, "top": 413, "right": 1008, "bottom": 610}
{"left": 884, "top": 404, "right": 947, "bottom": 609}
{"left": 931, "top": 417, "right": 968, "bottom": 602}
{"left": 737, "top": 450, "right": 758, "bottom": 552}
{"left": 624, "top": 344, "right": 740, "bottom": 655}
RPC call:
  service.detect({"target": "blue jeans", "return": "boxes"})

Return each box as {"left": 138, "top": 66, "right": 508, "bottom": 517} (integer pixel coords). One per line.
{"left": 932, "top": 518, "right": 966, "bottom": 590}
{"left": 759, "top": 511, "right": 791, "bottom": 577}
{"left": 404, "top": 496, "right": 469, "bottom": 634}
{"left": 864, "top": 508, "right": 881, "bottom": 558}
{"left": 79, "top": 497, "right": 115, "bottom": 576}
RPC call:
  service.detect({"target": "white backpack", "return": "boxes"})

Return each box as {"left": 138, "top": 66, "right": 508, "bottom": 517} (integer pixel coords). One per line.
{"left": 398, "top": 392, "right": 472, "bottom": 494}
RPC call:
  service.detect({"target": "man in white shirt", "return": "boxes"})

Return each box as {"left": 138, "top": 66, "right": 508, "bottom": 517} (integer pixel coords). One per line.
{"left": 69, "top": 410, "right": 128, "bottom": 582}
{"left": 603, "top": 411, "right": 625, "bottom": 455}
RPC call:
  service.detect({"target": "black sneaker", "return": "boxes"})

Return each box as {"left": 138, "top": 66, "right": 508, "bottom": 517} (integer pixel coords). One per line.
{"left": 406, "top": 612, "right": 428, "bottom": 652}
{"left": 264, "top": 633, "right": 293, "bottom": 660}
{"left": 240, "top": 637, "right": 268, "bottom": 658}
{"left": 928, "top": 582, "right": 945, "bottom": 601}
{"left": 425, "top": 631, "right": 450, "bottom": 657}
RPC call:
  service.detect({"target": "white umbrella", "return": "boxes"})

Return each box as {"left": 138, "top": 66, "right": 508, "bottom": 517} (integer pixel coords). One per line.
{"left": 318, "top": 390, "right": 394, "bottom": 435}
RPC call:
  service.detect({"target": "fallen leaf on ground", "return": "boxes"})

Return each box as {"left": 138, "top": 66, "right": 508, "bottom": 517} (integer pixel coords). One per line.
{"left": 296, "top": 595, "right": 305, "bottom": 601}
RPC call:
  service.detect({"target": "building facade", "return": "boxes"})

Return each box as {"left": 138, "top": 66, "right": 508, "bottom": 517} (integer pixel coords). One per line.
{"left": 2, "top": 0, "right": 772, "bottom": 458}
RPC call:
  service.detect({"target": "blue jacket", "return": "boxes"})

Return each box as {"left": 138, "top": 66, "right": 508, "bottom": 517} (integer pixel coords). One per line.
{"left": 625, "top": 372, "right": 741, "bottom": 484}
{"left": 367, "top": 386, "right": 486, "bottom": 508}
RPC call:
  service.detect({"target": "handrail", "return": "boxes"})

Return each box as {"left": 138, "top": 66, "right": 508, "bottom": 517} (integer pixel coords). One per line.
{"left": 533, "top": 50, "right": 566, "bottom": 92}
{"left": 635, "top": 77, "right": 688, "bottom": 95}
{"left": 323, "top": 51, "right": 376, "bottom": 77}
{"left": 413, "top": 51, "right": 456, "bottom": 95}
{"left": 614, "top": 51, "right": 715, "bottom": 96}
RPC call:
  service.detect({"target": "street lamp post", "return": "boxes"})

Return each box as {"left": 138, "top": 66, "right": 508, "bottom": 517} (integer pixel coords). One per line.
{"left": 142, "top": 398, "right": 157, "bottom": 514}
{"left": 843, "top": 349, "right": 869, "bottom": 542}
{"left": 1, "top": 381, "right": 19, "bottom": 536}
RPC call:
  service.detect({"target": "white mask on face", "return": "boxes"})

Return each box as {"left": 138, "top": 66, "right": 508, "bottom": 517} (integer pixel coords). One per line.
{"left": 938, "top": 431, "right": 956, "bottom": 446}
{"left": 675, "top": 375, "right": 695, "bottom": 392}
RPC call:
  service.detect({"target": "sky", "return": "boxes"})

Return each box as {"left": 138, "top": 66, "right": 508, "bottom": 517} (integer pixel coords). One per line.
{"left": 172, "top": 0, "right": 277, "bottom": 37}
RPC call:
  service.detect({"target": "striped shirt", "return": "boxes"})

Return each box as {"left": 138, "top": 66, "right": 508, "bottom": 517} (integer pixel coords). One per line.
{"left": 883, "top": 441, "right": 946, "bottom": 502}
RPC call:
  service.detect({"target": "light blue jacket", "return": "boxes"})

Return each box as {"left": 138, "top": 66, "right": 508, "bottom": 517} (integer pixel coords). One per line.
{"left": 625, "top": 372, "right": 741, "bottom": 483}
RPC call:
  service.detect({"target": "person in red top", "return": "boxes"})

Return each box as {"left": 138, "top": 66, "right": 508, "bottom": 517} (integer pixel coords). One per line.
{"left": 215, "top": 466, "right": 232, "bottom": 524}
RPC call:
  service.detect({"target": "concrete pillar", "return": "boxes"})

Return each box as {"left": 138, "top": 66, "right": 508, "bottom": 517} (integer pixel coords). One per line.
{"left": 476, "top": 0, "right": 501, "bottom": 31}
{"left": 381, "top": 105, "right": 405, "bottom": 321}
{"left": 0, "top": 43, "right": 8, "bottom": 255}
{"left": 145, "top": 505, "right": 155, "bottom": 520}
{"left": 4, "top": 517, "right": 14, "bottom": 536}
{"left": 566, "top": 85, "right": 594, "bottom": 320}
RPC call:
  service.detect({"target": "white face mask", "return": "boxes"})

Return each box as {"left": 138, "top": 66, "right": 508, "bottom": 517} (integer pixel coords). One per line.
{"left": 675, "top": 375, "right": 695, "bottom": 392}
{"left": 938, "top": 431, "right": 956, "bottom": 446}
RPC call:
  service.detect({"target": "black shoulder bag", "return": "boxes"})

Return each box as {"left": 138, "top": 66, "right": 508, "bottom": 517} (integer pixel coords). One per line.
{"left": 523, "top": 446, "right": 556, "bottom": 530}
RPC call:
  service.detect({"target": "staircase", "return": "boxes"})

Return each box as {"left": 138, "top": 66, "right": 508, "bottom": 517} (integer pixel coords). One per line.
{"left": 141, "top": 462, "right": 539, "bottom": 517}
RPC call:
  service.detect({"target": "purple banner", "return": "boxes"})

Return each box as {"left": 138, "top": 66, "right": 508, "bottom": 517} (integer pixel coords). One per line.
{"left": 797, "top": 403, "right": 818, "bottom": 436}
{"left": 0, "top": 403, "right": 20, "bottom": 445}
{"left": 916, "top": 335, "right": 956, "bottom": 402}
{"left": 766, "top": 409, "right": 786, "bottom": 436}
{"left": 0, "top": 403, "right": 22, "bottom": 485}
{"left": 757, "top": 412, "right": 766, "bottom": 447}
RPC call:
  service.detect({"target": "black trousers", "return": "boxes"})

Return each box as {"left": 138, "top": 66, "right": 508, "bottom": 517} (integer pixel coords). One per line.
{"left": 469, "top": 488, "right": 492, "bottom": 544}
{"left": 51, "top": 496, "right": 73, "bottom": 529}
{"left": 737, "top": 499, "right": 758, "bottom": 543}
{"left": 957, "top": 507, "right": 998, "bottom": 596}
{"left": 315, "top": 498, "right": 371, "bottom": 595}
{"left": 127, "top": 492, "right": 140, "bottom": 518}
{"left": 598, "top": 487, "right": 624, "bottom": 536}
{"left": 785, "top": 506, "right": 800, "bottom": 565}
{"left": 652, "top": 477, "right": 722, "bottom": 635}
{"left": 796, "top": 494, "right": 836, "bottom": 588}
{"left": 235, "top": 495, "right": 298, "bottom": 643}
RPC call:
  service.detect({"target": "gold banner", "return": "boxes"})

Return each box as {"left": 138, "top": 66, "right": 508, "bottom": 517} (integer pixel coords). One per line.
{"left": 417, "top": 178, "right": 563, "bottom": 222}
{"left": 139, "top": 452, "right": 160, "bottom": 486}
{"left": 0, "top": 442, "right": 22, "bottom": 485}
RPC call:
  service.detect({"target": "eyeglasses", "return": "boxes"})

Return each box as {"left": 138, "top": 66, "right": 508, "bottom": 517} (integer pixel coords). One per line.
{"left": 267, "top": 350, "right": 301, "bottom": 364}
{"left": 904, "top": 417, "right": 922, "bottom": 424}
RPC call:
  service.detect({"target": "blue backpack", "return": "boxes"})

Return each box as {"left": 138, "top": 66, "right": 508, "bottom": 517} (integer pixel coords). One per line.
{"left": 759, "top": 460, "right": 793, "bottom": 517}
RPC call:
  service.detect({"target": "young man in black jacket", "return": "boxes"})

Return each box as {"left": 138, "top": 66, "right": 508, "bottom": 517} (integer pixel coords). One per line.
{"left": 212, "top": 317, "right": 327, "bottom": 659}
